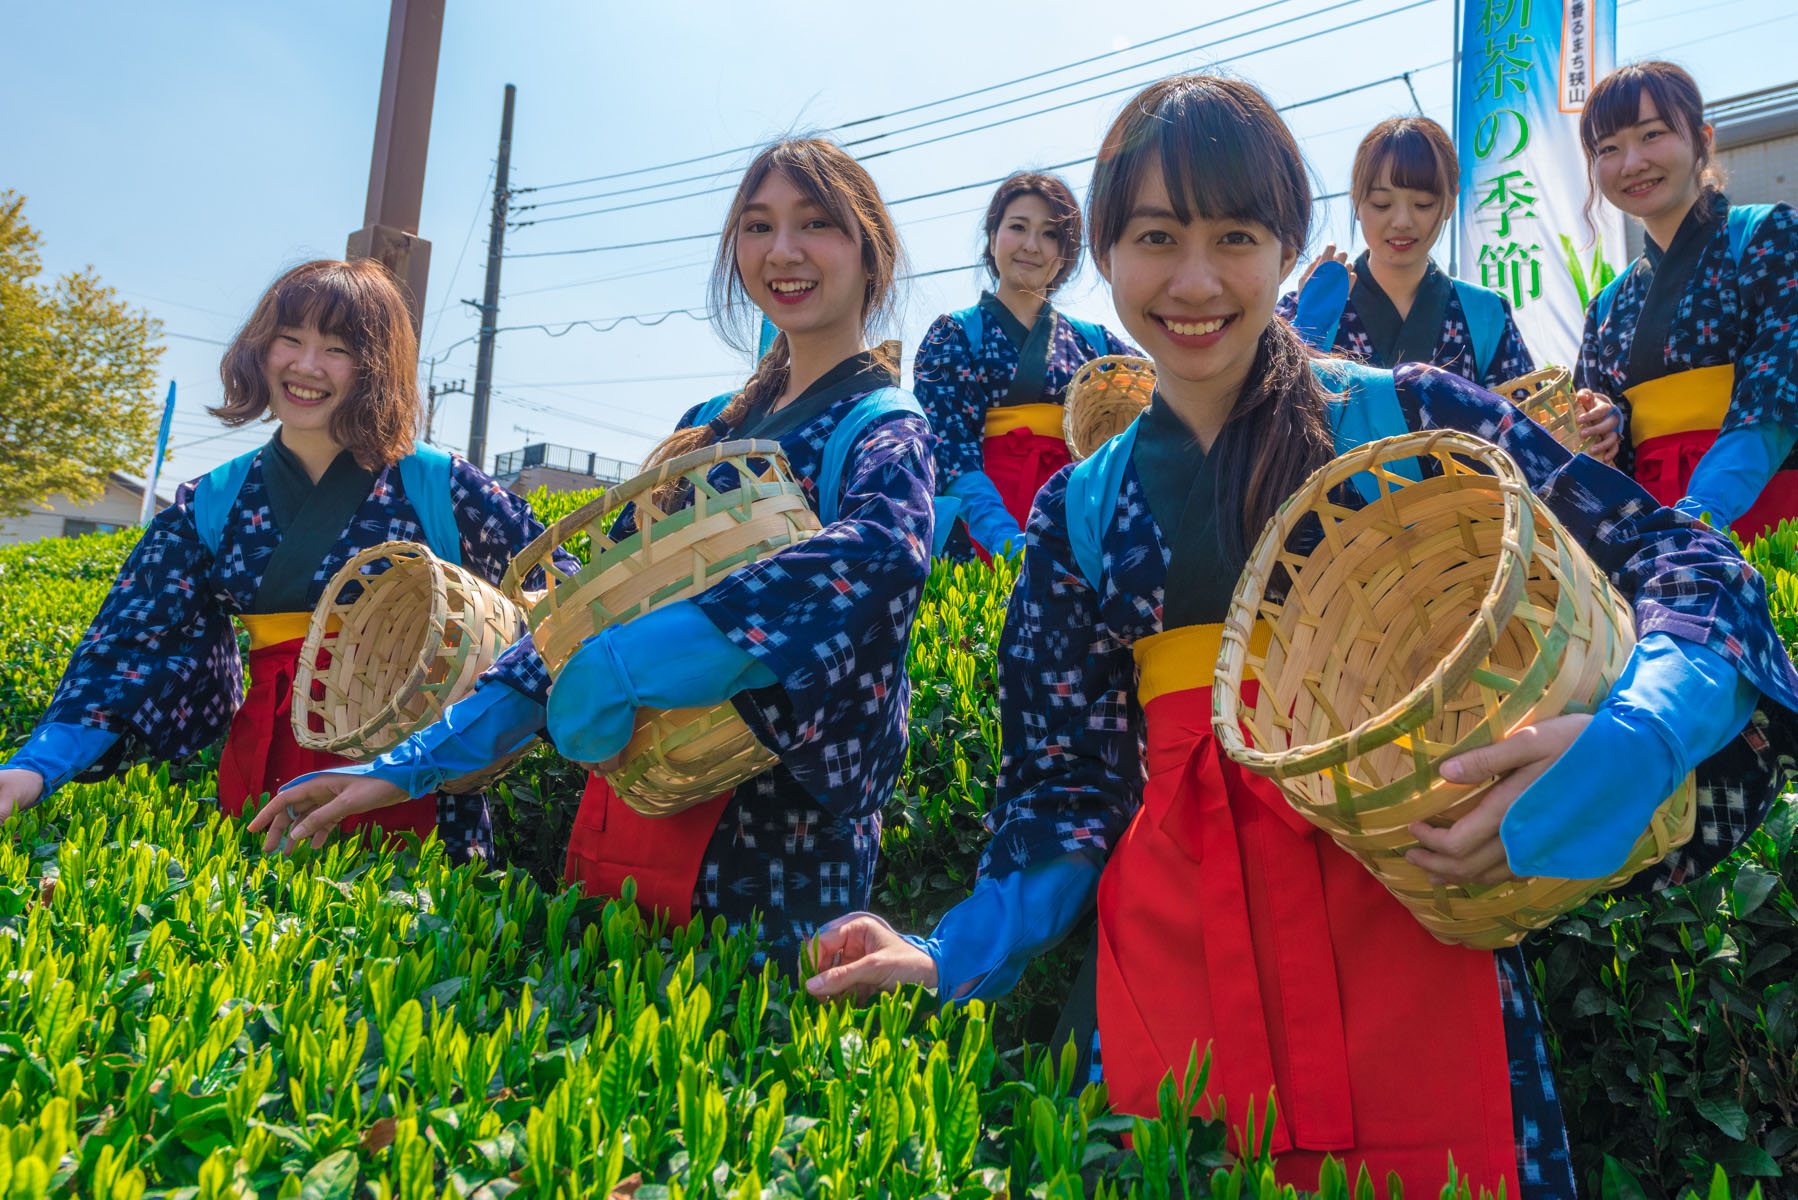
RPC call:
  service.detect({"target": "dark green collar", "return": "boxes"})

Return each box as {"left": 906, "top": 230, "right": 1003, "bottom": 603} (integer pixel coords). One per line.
{"left": 736, "top": 347, "right": 899, "bottom": 442}
{"left": 1350, "top": 251, "right": 1454, "bottom": 368}
{"left": 253, "top": 432, "right": 377, "bottom": 614}
{"left": 1131, "top": 394, "right": 1242, "bottom": 629}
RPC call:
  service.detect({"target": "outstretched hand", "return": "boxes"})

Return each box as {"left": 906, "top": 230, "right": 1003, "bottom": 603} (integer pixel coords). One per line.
{"left": 804, "top": 913, "right": 938, "bottom": 1004}
{"left": 0, "top": 769, "right": 44, "bottom": 826}
{"left": 248, "top": 772, "right": 409, "bottom": 854}
{"left": 1407, "top": 714, "right": 1592, "bottom": 886}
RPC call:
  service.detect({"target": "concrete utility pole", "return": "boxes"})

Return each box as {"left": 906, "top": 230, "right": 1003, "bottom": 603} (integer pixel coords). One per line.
{"left": 347, "top": 0, "right": 446, "bottom": 330}
{"left": 466, "top": 83, "right": 516, "bottom": 473}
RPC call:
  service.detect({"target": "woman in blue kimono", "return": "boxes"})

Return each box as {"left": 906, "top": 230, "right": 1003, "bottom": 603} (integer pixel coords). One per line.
{"left": 258, "top": 138, "right": 937, "bottom": 966}
{"left": 1575, "top": 60, "right": 1798, "bottom": 538}
{"left": 915, "top": 171, "right": 1137, "bottom": 558}
{"left": 0, "top": 258, "right": 570, "bottom": 861}
{"left": 807, "top": 75, "right": 1798, "bottom": 1197}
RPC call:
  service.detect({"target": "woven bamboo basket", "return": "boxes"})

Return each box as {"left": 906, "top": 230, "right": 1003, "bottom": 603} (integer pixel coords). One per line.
{"left": 1063, "top": 355, "right": 1155, "bottom": 460}
{"left": 1212, "top": 429, "right": 1695, "bottom": 949}
{"left": 291, "top": 541, "right": 530, "bottom": 794}
{"left": 1500, "top": 365, "right": 1589, "bottom": 454}
{"left": 500, "top": 439, "right": 821, "bottom": 817}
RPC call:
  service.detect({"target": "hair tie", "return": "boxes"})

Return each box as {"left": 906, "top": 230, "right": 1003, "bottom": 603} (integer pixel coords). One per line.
{"left": 706, "top": 416, "right": 732, "bottom": 441}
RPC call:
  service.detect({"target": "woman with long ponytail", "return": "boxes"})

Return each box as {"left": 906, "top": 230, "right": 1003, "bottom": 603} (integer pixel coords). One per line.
{"left": 809, "top": 74, "right": 1798, "bottom": 1196}
{"left": 260, "top": 139, "right": 937, "bottom": 967}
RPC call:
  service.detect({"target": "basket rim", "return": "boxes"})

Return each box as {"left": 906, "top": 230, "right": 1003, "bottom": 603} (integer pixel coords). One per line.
{"left": 500, "top": 437, "right": 791, "bottom": 597}
{"left": 292, "top": 539, "right": 449, "bottom": 752}
{"left": 1211, "top": 428, "right": 1539, "bottom": 774}
{"left": 1496, "top": 364, "right": 1572, "bottom": 392}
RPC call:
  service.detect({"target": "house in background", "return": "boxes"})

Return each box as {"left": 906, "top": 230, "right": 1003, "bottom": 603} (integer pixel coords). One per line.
{"left": 490, "top": 442, "right": 633, "bottom": 496}
{"left": 0, "top": 472, "right": 171, "bottom": 547}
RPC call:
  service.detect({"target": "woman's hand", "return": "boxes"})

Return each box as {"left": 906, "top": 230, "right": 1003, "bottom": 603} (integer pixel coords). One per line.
{"left": 1406, "top": 713, "right": 1593, "bottom": 885}
{"left": 804, "top": 913, "right": 938, "bottom": 1004}
{"left": 0, "top": 769, "right": 45, "bottom": 825}
{"left": 248, "top": 773, "right": 409, "bottom": 853}
{"left": 1575, "top": 389, "right": 1622, "bottom": 464}
{"left": 1296, "top": 243, "right": 1355, "bottom": 293}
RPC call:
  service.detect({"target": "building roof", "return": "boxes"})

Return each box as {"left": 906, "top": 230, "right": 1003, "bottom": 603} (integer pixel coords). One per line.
{"left": 110, "top": 470, "right": 174, "bottom": 509}
{"left": 1709, "top": 81, "right": 1798, "bottom": 152}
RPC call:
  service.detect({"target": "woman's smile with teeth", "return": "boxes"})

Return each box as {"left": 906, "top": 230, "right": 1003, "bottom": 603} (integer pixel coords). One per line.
{"left": 1160, "top": 315, "right": 1229, "bottom": 336}
{"left": 1623, "top": 177, "right": 1661, "bottom": 196}
{"left": 770, "top": 280, "right": 815, "bottom": 294}
{"left": 286, "top": 384, "right": 328, "bottom": 401}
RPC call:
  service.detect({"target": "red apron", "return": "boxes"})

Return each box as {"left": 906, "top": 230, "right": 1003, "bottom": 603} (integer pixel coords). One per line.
{"left": 1097, "top": 624, "right": 1517, "bottom": 1195}
{"left": 980, "top": 403, "right": 1071, "bottom": 538}
{"left": 1629, "top": 363, "right": 1798, "bottom": 540}
{"left": 215, "top": 612, "right": 438, "bottom": 837}
{"left": 564, "top": 772, "right": 733, "bottom": 923}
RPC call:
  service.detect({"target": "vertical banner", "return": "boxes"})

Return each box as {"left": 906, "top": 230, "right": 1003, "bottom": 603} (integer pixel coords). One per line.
{"left": 1456, "top": 0, "right": 1622, "bottom": 366}
{"left": 139, "top": 380, "right": 177, "bottom": 525}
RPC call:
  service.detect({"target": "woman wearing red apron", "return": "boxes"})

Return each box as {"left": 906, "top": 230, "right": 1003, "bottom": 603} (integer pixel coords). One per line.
{"left": 809, "top": 76, "right": 1798, "bottom": 1197}
{"left": 915, "top": 172, "right": 1136, "bottom": 560}
{"left": 263, "top": 139, "right": 937, "bottom": 969}
{"left": 0, "top": 259, "right": 570, "bottom": 861}
{"left": 1576, "top": 61, "right": 1798, "bottom": 540}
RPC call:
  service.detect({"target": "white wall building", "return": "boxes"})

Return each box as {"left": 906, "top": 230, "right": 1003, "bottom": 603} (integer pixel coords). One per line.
{"left": 0, "top": 472, "right": 170, "bottom": 547}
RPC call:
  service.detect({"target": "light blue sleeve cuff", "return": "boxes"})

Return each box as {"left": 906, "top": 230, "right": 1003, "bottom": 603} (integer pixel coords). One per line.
{"left": 942, "top": 469, "right": 1025, "bottom": 556}
{"left": 4, "top": 723, "right": 120, "bottom": 797}
{"left": 287, "top": 680, "right": 545, "bottom": 799}
{"left": 1290, "top": 259, "right": 1352, "bottom": 350}
{"left": 1500, "top": 632, "right": 1757, "bottom": 879}
{"left": 546, "top": 599, "right": 776, "bottom": 764}
{"left": 915, "top": 852, "right": 1102, "bottom": 1003}
{"left": 1679, "top": 422, "right": 1798, "bottom": 527}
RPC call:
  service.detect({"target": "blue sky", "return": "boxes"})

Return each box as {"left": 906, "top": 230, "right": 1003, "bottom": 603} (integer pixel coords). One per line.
{"left": 4, "top": 0, "right": 1791, "bottom": 482}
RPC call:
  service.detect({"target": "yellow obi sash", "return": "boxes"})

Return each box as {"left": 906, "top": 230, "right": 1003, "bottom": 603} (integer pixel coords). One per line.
{"left": 1625, "top": 363, "right": 1733, "bottom": 447}
{"left": 237, "top": 611, "right": 339, "bottom": 650}
{"left": 1133, "top": 621, "right": 1271, "bottom": 707}
{"left": 983, "top": 402, "right": 1065, "bottom": 440}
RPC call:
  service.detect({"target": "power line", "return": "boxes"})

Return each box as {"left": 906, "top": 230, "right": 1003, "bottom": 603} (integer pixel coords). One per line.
{"left": 507, "top": 62, "right": 1424, "bottom": 260}
{"left": 516, "top": 0, "right": 1313, "bottom": 194}
{"left": 423, "top": 164, "right": 498, "bottom": 360}
{"left": 510, "top": 0, "right": 1426, "bottom": 231}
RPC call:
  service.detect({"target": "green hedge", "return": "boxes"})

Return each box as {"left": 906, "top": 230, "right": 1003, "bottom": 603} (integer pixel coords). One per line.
{"left": 0, "top": 510, "right": 1792, "bottom": 1195}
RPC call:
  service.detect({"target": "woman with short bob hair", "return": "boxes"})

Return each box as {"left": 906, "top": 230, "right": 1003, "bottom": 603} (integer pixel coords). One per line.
{"left": 810, "top": 73, "right": 1798, "bottom": 1197}
{"left": 0, "top": 258, "right": 574, "bottom": 861}
{"left": 915, "top": 170, "right": 1138, "bottom": 559}
{"left": 1574, "top": 60, "right": 1798, "bottom": 539}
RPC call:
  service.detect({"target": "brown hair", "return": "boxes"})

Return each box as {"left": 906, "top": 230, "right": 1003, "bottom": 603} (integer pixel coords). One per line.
{"left": 214, "top": 259, "right": 419, "bottom": 469}
{"left": 1580, "top": 61, "right": 1721, "bottom": 226}
{"left": 981, "top": 171, "right": 1084, "bottom": 294}
{"left": 1351, "top": 116, "right": 1459, "bottom": 207}
{"left": 1088, "top": 74, "right": 1334, "bottom": 557}
{"left": 640, "top": 138, "right": 904, "bottom": 486}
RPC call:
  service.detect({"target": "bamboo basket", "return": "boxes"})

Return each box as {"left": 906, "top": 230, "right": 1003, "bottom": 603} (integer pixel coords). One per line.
{"left": 1212, "top": 429, "right": 1694, "bottom": 949}
{"left": 501, "top": 439, "right": 821, "bottom": 817}
{"left": 1064, "top": 355, "right": 1155, "bottom": 460}
{"left": 291, "top": 541, "right": 530, "bottom": 794}
{"left": 1500, "top": 366, "right": 1589, "bottom": 454}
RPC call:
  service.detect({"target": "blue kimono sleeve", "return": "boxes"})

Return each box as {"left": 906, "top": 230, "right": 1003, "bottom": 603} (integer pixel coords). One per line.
{"left": 1399, "top": 362, "right": 1798, "bottom": 880}
{"left": 1718, "top": 203, "right": 1798, "bottom": 436}
{"left": 1101, "top": 326, "right": 1143, "bottom": 358}
{"left": 3, "top": 724, "right": 121, "bottom": 798}
{"left": 980, "top": 469, "right": 1144, "bottom": 881}
{"left": 941, "top": 471, "right": 1024, "bottom": 556}
{"left": 1501, "top": 633, "right": 1758, "bottom": 879}
{"left": 692, "top": 412, "right": 935, "bottom": 818}
{"left": 1679, "top": 422, "right": 1798, "bottom": 528}
{"left": 913, "top": 314, "right": 989, "bottom": 489}
{"left": 39, "top": 479, "right": 244, "bottom": 764}
{"left": 905, "top": 850, "right": 1102, "bottom": 1001}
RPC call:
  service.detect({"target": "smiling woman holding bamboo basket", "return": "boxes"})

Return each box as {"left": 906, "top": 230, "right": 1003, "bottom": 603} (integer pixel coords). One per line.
{"left": 808, "top": 75, "right": 1798, "bottom": 1197}
{"left": 257, "top": 138, "right": 936, "bottom": 966}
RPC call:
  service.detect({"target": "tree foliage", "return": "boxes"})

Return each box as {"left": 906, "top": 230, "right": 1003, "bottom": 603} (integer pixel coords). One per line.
{"left": 0, "top": 191, "right": 164, "bottom": 519}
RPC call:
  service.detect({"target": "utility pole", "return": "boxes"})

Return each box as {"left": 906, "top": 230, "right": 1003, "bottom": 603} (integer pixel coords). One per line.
{"left": 347, "top": 0, "right": 445, "bottom": 330}
{"left": 425, "top": 378, "right": 467, "bottom": 445}
{"left": 466, "top": 83, "right": 515, "bottom": 473}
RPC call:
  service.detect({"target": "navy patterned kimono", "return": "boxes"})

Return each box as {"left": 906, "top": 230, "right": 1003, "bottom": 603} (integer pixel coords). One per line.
{"left": 987, "top": 363, "right": 1798, "bottom": 1198}
{"left": 913, "top": 293, "right": 1137, "bottom": 488}
{"left": 1576, "top": 195, "right": 1798, "bottom": 476}
{"left": 485, "top": 354, "right": 936, "bottom": 959}
{"left": 1277, "top": 254, "right": 1535, "bottom": 390}
{"left": 41, "top": 443, "right": 569, "bottom": 860}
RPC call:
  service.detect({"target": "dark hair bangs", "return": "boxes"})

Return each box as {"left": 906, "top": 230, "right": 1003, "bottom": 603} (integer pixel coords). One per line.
{"left": 1373, "top": 129, "right": 1448, "bottom": 195}
{"left": 271, "top": 271, "right": 369, "bottom": 352}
